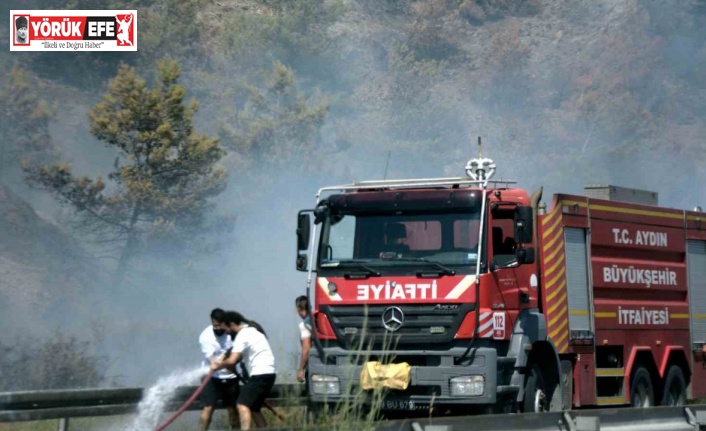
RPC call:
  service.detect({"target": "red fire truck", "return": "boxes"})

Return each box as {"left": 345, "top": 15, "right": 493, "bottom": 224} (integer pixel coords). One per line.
{"left": 295, "top": 153, "right": 706, "bottom": 414}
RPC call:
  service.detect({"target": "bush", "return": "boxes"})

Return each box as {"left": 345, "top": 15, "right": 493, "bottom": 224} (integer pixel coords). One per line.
{"left": 459, "top": 0, "right": 542, "bottom": 25}
{"left": 0, "top": 332, "right": 109, "bottom": 391}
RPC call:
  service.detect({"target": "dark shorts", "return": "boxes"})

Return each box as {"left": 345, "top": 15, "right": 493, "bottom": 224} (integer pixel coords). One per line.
{"left": 238, "top": 373, "right": 276, "bottom": 412}
{"left": 201, "top": 376, "right": 240, "bottom": 408}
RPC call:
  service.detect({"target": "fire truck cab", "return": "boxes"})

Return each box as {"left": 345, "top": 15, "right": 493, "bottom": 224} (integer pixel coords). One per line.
{"left": 295, "top": 155, "right": 706, "bottom": 414}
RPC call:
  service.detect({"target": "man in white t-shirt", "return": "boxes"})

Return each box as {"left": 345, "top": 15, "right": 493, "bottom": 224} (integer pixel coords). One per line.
{"left": 198, "top": 308, "right": 239, "bottom": 431}
{"left": 295, "top": 296, "right": 319, "bottom": 419}
{"left": 295, "top": 295, "right": 312, "bottom": 384}
{"left": 211, "top": 311, "right": 277, "bottom": 430}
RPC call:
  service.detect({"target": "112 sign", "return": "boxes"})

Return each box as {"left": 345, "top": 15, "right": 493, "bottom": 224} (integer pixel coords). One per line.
{"left": 493, "top": 312, "right": 506, "bottom": 339}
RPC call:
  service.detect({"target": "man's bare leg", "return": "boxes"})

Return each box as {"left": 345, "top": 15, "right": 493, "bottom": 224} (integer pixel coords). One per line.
{"left": 227, "top": 406, "right": 239, "bottom": 429}
{"left": 252, "top": 411, "right": 267, "bottom": 428}
{"left": 199, "top": 406, "right": 214, "bottom": 431}
{"left": 237, "top": 404, "right": 252, "bottom": 430}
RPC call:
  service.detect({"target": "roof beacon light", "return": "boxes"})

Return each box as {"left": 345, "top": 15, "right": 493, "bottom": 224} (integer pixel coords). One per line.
{"left": 465, "top": 137, "right": 496, "bottom": 186}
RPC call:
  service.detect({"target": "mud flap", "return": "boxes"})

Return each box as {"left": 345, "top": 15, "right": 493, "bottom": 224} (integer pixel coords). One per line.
{"left": 546, "top": 343, "right": 564, "bottom": 412}
{"left": 561, "top": 360, "right": 573, "bottom": 410}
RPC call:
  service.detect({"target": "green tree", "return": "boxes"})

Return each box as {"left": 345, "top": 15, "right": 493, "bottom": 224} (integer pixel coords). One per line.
{"left": 219, "top": 61, "right": 330, "bottom": 171}
{"left": 138, "top": 0, "right": 207, "bottom": 69}
{"left": 0, "top": 64, "right": 56, "bottom": 183}
{"left": 26, "top": 59, "right": 227, "bottom": 287}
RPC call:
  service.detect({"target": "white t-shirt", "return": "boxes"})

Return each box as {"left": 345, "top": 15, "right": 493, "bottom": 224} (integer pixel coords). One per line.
{"left": 233, "top": 325, "right": 276, "bottom": 376}
{"left": 299, "top": 315, "right": 312, "bottom": 340}
{"left": 199, "top": 325, "right": 236, "bottom": 380}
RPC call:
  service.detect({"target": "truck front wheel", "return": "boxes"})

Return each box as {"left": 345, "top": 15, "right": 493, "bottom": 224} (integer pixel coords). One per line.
{"left": 523, "top": 364, "right": 549, "bottom": 413}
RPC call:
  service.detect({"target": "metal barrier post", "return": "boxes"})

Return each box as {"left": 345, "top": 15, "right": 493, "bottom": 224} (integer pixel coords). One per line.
{"left": 686, "top": 407, "right": 706, "bottom": 430}
{"left": 562, "top": 411, "right": 599, "bottom": 431}
{"left": 56, "top": 417, "right": 69, "bottom": 431}
{"left": 574, "top": 416, "right": 599, "bottom": 431}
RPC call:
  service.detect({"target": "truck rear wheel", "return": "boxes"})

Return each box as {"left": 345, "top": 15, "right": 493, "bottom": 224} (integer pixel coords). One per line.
{"left": 523, "top": 364, "right": 548, "bottom": 413}
{"left": 630, "top": 366, "right": 654, "bottom": 408}
{"left": 660, "top": 365, "right": 687, "bottom": 406}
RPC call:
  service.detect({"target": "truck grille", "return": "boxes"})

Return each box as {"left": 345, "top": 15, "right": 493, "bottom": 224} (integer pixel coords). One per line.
{"left": 321, "top": 304, "right": 474, "bottom": 347}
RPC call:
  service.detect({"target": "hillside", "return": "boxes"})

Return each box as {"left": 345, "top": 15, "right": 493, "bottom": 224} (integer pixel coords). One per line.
{"left": 167, "top": 0, "right": 706, "bottom": 204}
{"left": 0, "top": 0, "right": 705, "bottom": 386}
{"left": 0, "top": 183, "right": 105, "bottom": 331}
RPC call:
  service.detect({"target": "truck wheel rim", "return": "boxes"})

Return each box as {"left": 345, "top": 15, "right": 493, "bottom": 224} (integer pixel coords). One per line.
{"left": 534, "top": 390, "right": 546, "bottom": 412}
{"left": 666, "top": 383, "right": 682, "bottom": 406}
{"left": 633, "top": 384, "right": 649, "bottom": 407}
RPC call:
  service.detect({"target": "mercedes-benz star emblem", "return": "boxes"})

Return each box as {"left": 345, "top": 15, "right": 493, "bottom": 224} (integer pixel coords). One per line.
{"left": 382, "top": 306, "right": 405, "bottom": 332}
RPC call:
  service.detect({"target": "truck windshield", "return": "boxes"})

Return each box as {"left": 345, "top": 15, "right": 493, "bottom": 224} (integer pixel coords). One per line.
{"left": 318, "top": 211, "right": 481, "bottom": 268}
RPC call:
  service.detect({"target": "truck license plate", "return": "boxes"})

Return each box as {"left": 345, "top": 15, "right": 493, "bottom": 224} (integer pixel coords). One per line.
{"left": 382, "top": 400, "right": 421, "bottom": 411}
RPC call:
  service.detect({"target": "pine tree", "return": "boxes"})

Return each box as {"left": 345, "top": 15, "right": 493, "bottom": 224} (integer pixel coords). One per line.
{"left": 0, "top": 64, "right": 56, "bottom": 183}
{"left": 26, "top": 59, "right": 227, "bottom": 287}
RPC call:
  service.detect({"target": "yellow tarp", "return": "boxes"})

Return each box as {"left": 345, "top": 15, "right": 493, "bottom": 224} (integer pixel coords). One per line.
{"left": 360, "top": 361, "right": 411, "bottom": 391}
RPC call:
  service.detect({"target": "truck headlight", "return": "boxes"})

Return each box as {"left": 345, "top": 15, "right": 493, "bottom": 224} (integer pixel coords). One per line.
{"left": 311, "top": 374, "right": 341, "bottom": 395}
{"left": 450, "top": 375, "right": 485, "bottom": 396}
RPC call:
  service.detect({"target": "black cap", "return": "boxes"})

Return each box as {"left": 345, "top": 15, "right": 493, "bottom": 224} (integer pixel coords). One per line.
{"left": 15, "top": 16, "right": 28, "bottom": 30}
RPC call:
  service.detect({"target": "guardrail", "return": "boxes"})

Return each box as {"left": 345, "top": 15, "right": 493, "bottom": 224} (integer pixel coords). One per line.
{"left": 371, "top": 406, "right": 706, "bottom": 431}
{"left": 259, "top": 405, "right": 706, "bottom": 431}
{"left": 0, "top": 384, "right": 305, "bottom": 429}
{"left": 1, "top": 386, "right": 705, "bottom": 431}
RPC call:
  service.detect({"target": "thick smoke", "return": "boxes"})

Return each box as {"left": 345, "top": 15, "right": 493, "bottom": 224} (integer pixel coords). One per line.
{"left": 1, "top": 0, "right": 706, "bottom": 387}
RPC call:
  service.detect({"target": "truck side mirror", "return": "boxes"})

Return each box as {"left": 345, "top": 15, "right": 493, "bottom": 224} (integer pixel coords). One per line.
{"left": 514, "top": 206, "right": 534, "bottom": 244}
{"left": 296, "top": 211, "right": 312, "bottom": 272}
{"left": 515, "top": 246, "right": 535, "bottom": 264}
{"left": 297, "top": 212, "right": 311, "bottom": 251}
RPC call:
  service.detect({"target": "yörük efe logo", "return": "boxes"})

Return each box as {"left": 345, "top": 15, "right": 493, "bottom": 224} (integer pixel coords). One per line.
{"left": 10, "top": 10, "right": 137, "bottom": 51}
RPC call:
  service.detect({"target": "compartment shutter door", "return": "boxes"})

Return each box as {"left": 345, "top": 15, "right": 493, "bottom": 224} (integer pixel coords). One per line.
{"left": 564, "top": 228, "right": 591, "bottom": 333}
{"left": 687, "top": 240, "right": 706, "bottom": 345}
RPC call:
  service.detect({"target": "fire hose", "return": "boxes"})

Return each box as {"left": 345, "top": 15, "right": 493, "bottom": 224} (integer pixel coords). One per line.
{"left": 154, "top": 366, "right": 285, "bottom": 430}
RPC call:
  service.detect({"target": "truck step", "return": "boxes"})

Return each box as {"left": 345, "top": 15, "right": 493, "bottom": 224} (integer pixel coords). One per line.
{"left": 496, "top": 385, "right": 520, "bottom": 394}
{"left": 595, "top": 368, "right": 624, "bottom": 378}
{"left": 497, "top": 357, "right": 516, "bottom": 366}
{"left": 596, "top": 396, "right": 626, "bottom": 406}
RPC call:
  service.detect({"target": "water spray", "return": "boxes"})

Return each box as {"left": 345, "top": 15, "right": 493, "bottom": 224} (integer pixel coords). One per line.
{"left": 153, "top": 350, "right": 230, "bottom": 430}
{"left": 152, "top": 348, "right": 284, "bottom": 430}
{"left": 154, "top": 370, "right": 214, "bottom": 431}
{"left": 124, "top": 366, "right": 207, "bottom": 431}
